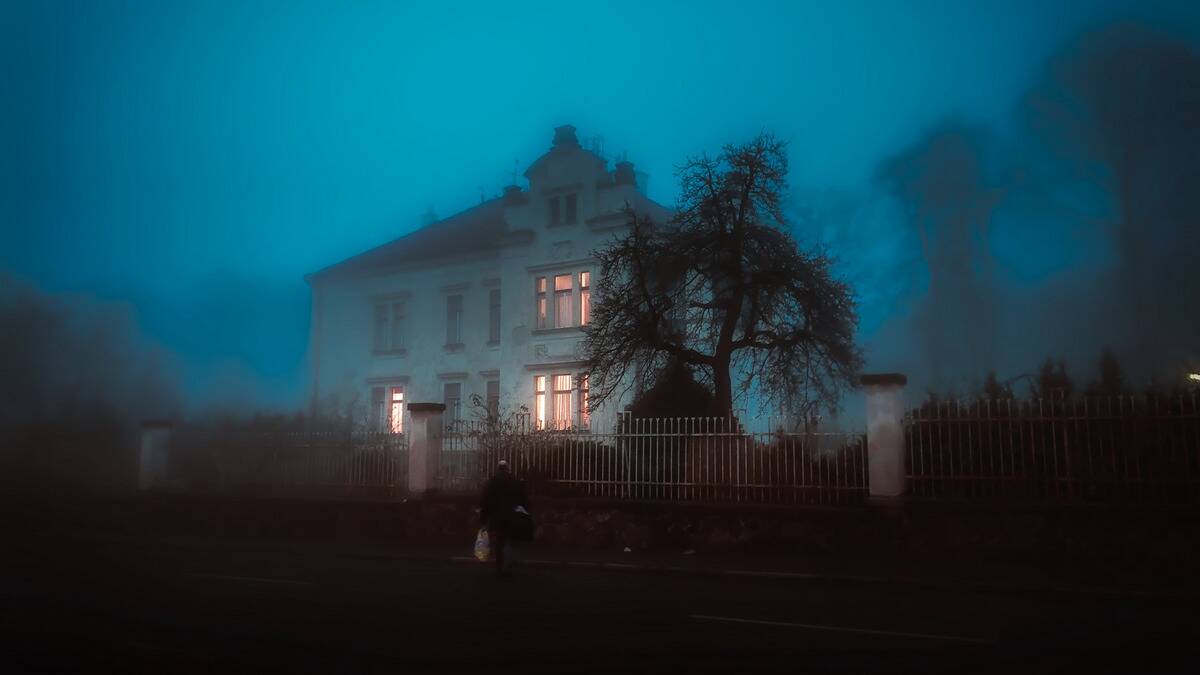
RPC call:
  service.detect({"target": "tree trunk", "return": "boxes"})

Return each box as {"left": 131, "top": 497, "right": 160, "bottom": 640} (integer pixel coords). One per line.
{"left": 713, "top": 354, "right": 733, "bottom": 420}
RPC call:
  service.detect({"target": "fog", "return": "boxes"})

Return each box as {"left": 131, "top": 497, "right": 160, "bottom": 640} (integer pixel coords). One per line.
{"left": 3, "top": 1, "right": 1199, "bottom": 425}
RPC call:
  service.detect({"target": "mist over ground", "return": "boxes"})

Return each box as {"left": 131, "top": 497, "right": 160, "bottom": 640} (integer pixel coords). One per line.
{"left": 3, "top": 2, "right": 1199, "bottom": 431}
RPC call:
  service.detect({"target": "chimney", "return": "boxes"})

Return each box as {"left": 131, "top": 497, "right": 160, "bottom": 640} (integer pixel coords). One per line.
{"left": 614, "top": 161, "right": 636, "bottom": 186}
{"left": 502, "top": 185, "right": 525, "bottom": 205}
{"left": 552, "top": 125, "right": 580, "bottom": 149}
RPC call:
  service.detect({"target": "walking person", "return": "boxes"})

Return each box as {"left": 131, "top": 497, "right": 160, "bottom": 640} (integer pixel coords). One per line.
{"left": 478, "top": 460, "right": 529, "bottom": 577}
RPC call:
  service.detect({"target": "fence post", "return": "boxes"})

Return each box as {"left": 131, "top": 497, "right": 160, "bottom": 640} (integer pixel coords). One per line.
{"left": 139, "top": 420, "right": 174, "bottom": 491}
{"left": 861, "top": 374, "right": 908, "bottom": 499}
{"left": 407, "top": 403, "right": 445, "bottom": 496}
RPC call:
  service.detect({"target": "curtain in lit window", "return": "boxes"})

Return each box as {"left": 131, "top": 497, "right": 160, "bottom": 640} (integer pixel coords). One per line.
{"left": 553, "top": 374, "right": 573, "bottom": 429}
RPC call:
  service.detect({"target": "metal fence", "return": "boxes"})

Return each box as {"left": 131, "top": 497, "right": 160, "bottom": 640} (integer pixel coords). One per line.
{"left": 440, "top": 415, "right": 868, "bottom": 505}
{"left": 905, "top": 394, "right": 1200, "bottom": 503}
{"left": 169, "top": 428, "right": 409, "bottom": 499}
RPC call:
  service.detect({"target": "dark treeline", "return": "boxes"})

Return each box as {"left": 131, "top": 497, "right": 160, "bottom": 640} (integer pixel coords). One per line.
{"left": 0, "top": 272, "right": 182, "bottom": 490}
{"left": 825, "top": 21, "right": 1200, "bottom": 396}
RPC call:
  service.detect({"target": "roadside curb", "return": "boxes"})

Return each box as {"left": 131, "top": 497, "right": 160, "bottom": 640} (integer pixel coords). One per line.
{"left": 44, "top": 531, "right": 1199, "bottom": 602}
{"left": 430, "top": 553, "right": 1196, "bottom": 602}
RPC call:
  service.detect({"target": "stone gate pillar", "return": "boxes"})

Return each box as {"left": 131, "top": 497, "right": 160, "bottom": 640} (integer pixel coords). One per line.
{"left": 861, "top": 374, "right": 907, "bottom": 499}
{"left": 406, "top": 403, "right": 445, "bottom": 495}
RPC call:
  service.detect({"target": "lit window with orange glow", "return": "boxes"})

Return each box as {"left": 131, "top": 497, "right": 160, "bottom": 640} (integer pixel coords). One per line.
{"left": 535, "top": 277, "right": 547, "bottom": 330}
{"left": 579, "top": 271, "right": 591, "bottom": 326}
{"left": 553, "top": 374, "right": 573, "bottom": 429}
{"left": 579, "top": 373, "right": 590, "bottom": 428}
{"left": 554, "top": 274, "right": 573, "bottom": 328}
{"left": 534, "top": 375, "right": 547, "bottom": 429}
{"left": 389, "top": 387, "right": 404, "bottom": 434}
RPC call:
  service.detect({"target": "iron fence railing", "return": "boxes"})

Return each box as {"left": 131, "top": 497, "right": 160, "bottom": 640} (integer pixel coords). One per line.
{"left": 169, "top": 429, "right": 409, "bottom": 499}
{"left": 439, "top": 414, "right": 867, "bottom": 505}
{"left": 905, "top": 394, "right": 1200, "bottom": 504}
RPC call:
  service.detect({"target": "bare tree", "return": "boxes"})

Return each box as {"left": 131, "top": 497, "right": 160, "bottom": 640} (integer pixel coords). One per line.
{"left": 583, "top": 134, "right": 863, "bottom": 418}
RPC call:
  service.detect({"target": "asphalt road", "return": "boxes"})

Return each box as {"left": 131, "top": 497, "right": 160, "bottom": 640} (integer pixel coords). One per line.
{"left": 2, "top": 535, "right": 1196, "bottom": 674}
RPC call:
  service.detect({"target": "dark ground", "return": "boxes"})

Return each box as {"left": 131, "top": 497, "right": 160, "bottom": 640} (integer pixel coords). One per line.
{"left": 3, "top": 527, "right": 1197, "bottom": 674}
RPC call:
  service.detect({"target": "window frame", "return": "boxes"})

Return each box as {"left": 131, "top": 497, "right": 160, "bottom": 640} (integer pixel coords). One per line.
{"left": 445, "top": 294, "right": 464, "bottom": 346}
{"left": 535, "top": 277, "right": 548, "bottom": 330}
{"left": 563, "top": 193, "right": 578, "bottom": 224}
{"left": 488, "top": 288, "right": 501, "bottom": 344}
{"left": 372, "top": 301, "right": 406, "bottom": 354}
{"left": 443, "top": 381, "right": 463, "bottom": 425}
{"left": 553, "top": 274, "right": 573, "bottom": 329}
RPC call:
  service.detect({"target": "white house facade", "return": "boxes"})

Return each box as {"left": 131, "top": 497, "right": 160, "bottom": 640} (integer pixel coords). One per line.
{"left": 305, "top": 126, "right": 670, "bottom": 432}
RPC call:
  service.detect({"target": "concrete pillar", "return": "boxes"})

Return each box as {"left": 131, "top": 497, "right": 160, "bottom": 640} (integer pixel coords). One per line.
{"left": 861, "top": 374, "right": 907, "bottom": 499}
{"left": 407, "top": 403, "right": 445, "bottom": 495}
{"left": 139, "top": 420, "right": 174, "bottom": 491}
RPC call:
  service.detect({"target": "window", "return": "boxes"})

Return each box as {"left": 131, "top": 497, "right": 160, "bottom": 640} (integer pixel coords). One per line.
{"left": 564, "top": 193, "right": 578, "bottom": 224}
{"left": 390, "top": 387, "right": 405, "bottom": 433}
{"left": 552, "top": 374, "right": 573, "bottom": 430}
{"left": 373, "top": 302, "right": 405, "bottom": 352}
{"left": 534, "top": 269, "right": 592, "bottom": 330}
{"left": 372, "top": 386, "right": 385, "bottom": 430}
{"left": 579, "top": 374, "right": 590, "bottom": 428}
{"left": 554, "top": 274, "right": 573, "bottom": 328}
{"left": 579, "top": 272, "right": 591, "bottom": 326}
{"left": 534, "top": 376, "right": 547, "bottom": 429}
{"left": 486, "top": 379, "right": 500, "bottom": 419}
{"left": 535, "top": 277, "right": 547, "bottom": 329}
{"left": 444, "top": 382, "right": 462, "bottom": 423}
{"left": 372, "top": 386, "right": 404, "bottom": 433}
{"left": 547, "top": 193, "right": 578, "bottom": 226}
{"left": 488, "top": 288, "right": 501, "bottom": 344}
{"left": 446, "top": 294, "right": 463, "bottom": 345}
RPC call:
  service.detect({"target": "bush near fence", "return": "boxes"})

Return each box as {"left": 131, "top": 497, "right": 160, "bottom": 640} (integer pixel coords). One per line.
{"left": 440, "top": 415, "right": 867, "bottom": 505}
{"left": 905, "top": 393, "right": 1200, "bottom": 504}
{"left": 169, "top": 427, "right": 408, "bottom": 499}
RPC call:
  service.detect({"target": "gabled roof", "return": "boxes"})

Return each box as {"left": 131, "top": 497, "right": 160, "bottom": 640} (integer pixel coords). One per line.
{"left": 308, "top": 198, "right": 509, "bottom": 283}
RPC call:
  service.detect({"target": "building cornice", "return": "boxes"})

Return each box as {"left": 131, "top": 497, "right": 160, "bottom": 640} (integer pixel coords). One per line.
{"left": 526, "top": 257, "right": 595, "bottom": 274}
{"left": 367, "top": 375, "right": 410, "bottom": 384}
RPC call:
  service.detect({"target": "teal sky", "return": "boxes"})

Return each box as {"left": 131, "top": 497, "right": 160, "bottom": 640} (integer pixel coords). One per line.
{"left": 3, "top": 0, "right": 1197, "bottom": 411}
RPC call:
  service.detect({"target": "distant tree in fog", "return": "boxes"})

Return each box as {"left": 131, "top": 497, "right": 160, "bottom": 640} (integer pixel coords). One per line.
{"left": 1085, "top": 348, "right": 1128, "bottom": 398}
{"left": 584, "top": 134, "right": 863, "bottom": 418}
{"left": 0, "top": 273, "right": 182, "bottom": 488}
{"left": 1022, "top": 22, "right": 1200, "bottom": 366}
{"left": 877, "top": 122, "right": 1004, "bottom": 385}
{"left": 1031, "top": 358, "right": 1073, "bottom": 400}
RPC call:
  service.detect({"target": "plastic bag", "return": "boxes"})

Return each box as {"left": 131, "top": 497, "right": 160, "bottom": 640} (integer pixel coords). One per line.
{"left": 474, "top": 528, "right": 490, "bottom": 562}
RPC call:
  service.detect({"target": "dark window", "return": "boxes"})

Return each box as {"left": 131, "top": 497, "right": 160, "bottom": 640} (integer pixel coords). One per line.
{"left": 535, "top": 277, "right": 547, "bottom": 329}
{"left": 486, "top": 380, "right": 500, "bottom": 419}
{"left": 488, "top": 288, "right": 501, "bottom": 343}
{"left": 373, "top": 302, "right": 404, "bottom": 352}
{"left": 444, "top": 382, "right": 462, "bottom": 423}
{"left": 446, "top": 294, "right": 463, "bottom": 344}
{"left": 373, "top": 305, "right": 388, "bottom": 351}
{"left": 371, "top": 386, "right": 386, "bottom": 430}
{"left": 564, "top": 193, "right": 578, "bottom": 224}
{"left": 548, "top": 196, "right": 560, "bottom": 226}
{"left": 390, "top": 302, "right": 405, "bottom": 349}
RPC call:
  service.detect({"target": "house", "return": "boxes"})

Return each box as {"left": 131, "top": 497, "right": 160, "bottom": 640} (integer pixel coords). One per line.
{"left": 305, "top": 125, "right": 670, "bottom": 432}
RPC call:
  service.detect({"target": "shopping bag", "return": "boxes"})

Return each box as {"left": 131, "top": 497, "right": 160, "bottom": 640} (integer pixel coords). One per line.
{"left": 474, "top": 528, "right": 491, "bottom": 562}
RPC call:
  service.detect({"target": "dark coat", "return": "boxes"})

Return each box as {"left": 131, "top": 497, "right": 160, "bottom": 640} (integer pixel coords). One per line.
{"left": 479, "top": 472, "right": 529, "bottom": 532}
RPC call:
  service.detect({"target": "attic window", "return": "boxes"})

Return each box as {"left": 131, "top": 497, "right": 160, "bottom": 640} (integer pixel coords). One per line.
{"left": 547, "top": 193, "right": 578, "bottom": 226}
{"left": 564, "top": 193, "right": 578, "bottom": 224}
